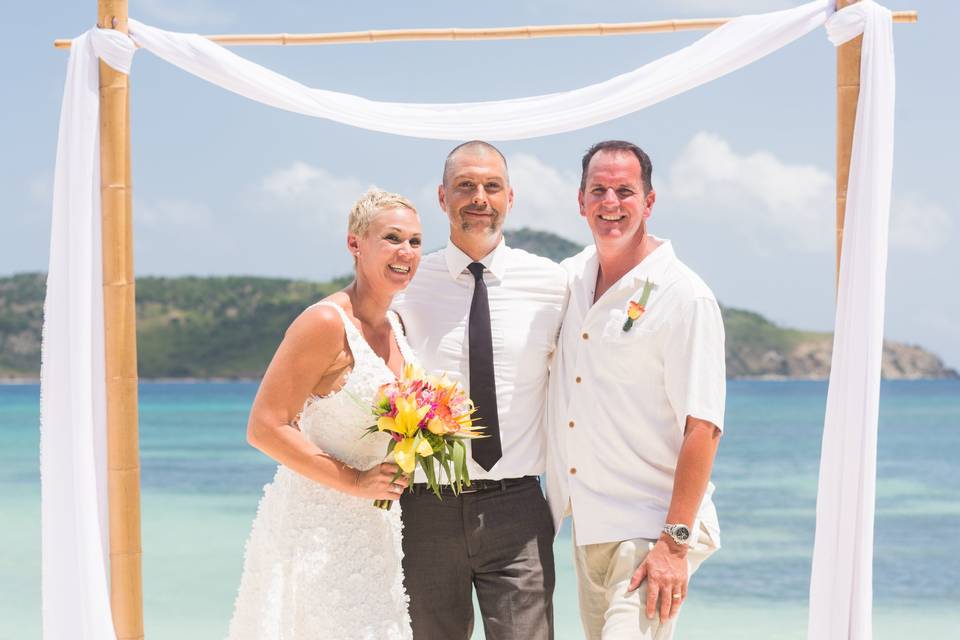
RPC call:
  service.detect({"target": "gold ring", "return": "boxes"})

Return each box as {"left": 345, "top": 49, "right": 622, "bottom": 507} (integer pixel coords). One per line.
{"left": 672, "top": 593, "right": 682, "bottom": 599}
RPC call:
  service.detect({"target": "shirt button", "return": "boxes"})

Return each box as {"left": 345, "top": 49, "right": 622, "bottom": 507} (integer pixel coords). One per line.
{"left": 568, "top": 420, "right": 575, "bottom": 428}
{"left": 569, "top": 467, "right": 577, "bottom": 475}
{"left": 575, "top": 376, "right": 582, "bottom": 384}
{"left": 582, "top": 332, "right": 589, "bottom": 340}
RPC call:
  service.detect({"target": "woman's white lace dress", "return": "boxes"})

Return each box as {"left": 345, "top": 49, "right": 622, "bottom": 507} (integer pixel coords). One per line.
{"left": 227, "top": 302, "right": 415, "bottom": 640}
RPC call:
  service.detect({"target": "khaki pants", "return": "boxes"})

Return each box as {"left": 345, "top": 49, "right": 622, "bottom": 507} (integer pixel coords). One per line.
{"left": 573, "top": 526, "right": 718, "bottom": 640}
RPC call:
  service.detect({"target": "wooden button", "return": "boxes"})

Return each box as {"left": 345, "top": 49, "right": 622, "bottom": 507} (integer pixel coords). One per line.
{"left": 582, "top": 332, "right": 589, "bottom": 340}
{"left": 575, "top": 376, "right": 582, "bottom": 384}
{"left": 569, "top": 467, "right": 577, "bottom": 475}
{"left": 568, "top": 420, "right": 575, "bottom": 428}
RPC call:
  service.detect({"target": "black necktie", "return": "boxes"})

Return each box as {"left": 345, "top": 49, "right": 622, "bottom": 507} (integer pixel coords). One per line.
{"left": 467, "top": 262, "right": 502, "bottom": 471}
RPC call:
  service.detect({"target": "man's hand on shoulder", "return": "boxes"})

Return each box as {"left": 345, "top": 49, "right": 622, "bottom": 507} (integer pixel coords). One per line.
{"left": 627, "top": 535, "right": 689, "bottom": 624}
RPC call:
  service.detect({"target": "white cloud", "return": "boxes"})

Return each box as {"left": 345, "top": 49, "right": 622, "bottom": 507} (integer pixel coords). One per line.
{"left": 889, "top": 197, "right": 952, "bottom": 251}
{"left": 134, "top": 0, "right": 234, "bottom": 28}
{"left": 662, "top": 131, "right": 834, "bottom": 250}
{"left": 261, "top": 161, "right": 368, "bottom": 230}
{"left": 503, "top": 153, "right": 589, "bottom": 243}
{"left": 660, "top": 132, "right": 954, "bottom": 254}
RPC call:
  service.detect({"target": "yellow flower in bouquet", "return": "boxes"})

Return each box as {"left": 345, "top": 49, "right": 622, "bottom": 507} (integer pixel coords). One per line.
{"left": 364, "top": 364, "right": 483, "bottom": 509}
{"left": 377, "top": 394, "right": 429, "bottom": 441}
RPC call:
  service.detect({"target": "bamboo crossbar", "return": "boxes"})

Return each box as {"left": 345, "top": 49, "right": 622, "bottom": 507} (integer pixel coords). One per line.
{"left": 53, "top": 11, "right": 917, "bottom": 49}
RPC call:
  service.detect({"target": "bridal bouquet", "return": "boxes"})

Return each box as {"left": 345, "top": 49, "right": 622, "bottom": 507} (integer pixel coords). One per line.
{"left": 365, "top": 363, "right": 483, "bottom": 509}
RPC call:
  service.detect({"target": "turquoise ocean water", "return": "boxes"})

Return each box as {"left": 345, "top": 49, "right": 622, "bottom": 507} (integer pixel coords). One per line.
{"left": 1, "top": 380, "right": 958, "bottom": 639}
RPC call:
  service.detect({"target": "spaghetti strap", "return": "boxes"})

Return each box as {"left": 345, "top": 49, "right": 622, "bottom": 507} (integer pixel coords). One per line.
{"left": 387, "top": 310, "right": 419, "bottom": 367}
{"left": 315, "top": 301, "right": 366, "bottom": 357}
{"left": 314, "top": 301, "right": 416, "bottom": 371}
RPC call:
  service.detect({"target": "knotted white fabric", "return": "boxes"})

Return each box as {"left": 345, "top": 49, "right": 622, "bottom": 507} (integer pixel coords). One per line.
{"left": 41, "top": 1, "right": 894, "bottom": 638}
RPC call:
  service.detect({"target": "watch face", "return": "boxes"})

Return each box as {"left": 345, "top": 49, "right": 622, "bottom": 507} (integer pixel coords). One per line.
{"left": 673, "top": 525, "right": 690, "bottom": 542}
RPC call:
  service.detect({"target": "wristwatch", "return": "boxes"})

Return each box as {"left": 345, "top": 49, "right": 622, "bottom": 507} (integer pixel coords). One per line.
{"left": 662, "top": 523, "right": 691, "bottom": 546}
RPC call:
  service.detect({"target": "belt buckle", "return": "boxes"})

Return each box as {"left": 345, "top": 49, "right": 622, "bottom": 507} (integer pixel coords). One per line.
{"left": 460, "top": 480, "right": 488, "bottom": 494}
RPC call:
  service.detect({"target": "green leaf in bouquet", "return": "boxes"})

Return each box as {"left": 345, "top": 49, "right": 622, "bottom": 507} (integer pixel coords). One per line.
{"left": 440, "top": 450, "right": 453, "bottom": 490}
{"left": 451, "top": 440, "right": 468, "bottom": 491}
{"left": 420, "top": 455, "right": 441, "bottom": 499}
{"left": 442, "top": 441, "right": 456, "bottom": 484}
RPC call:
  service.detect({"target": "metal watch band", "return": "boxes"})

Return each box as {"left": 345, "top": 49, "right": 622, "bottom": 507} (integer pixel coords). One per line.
{"left": 662, "top": 523, "right": 691, "bottom": 546}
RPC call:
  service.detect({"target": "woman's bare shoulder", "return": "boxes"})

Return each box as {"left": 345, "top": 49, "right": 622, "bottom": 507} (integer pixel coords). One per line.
{"left": 284, "top": 296, "right": 350, "bottom": 354}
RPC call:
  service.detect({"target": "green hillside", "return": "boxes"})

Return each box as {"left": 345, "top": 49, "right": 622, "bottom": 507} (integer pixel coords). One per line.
{"left": 1, "top": 229, "right": 955, "bottom": 380}
{"left": 134, "top": 276, "right": 350, "bottom": 378}
{"left": 504, "top": 228, "right": 582, "bottom": 262}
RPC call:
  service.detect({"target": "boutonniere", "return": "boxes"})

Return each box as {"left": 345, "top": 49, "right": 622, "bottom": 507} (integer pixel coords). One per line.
{"left": 622, "top": 279, "right": 655, "bottom": 332}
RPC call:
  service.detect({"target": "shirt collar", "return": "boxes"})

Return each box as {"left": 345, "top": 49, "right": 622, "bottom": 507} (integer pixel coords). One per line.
{"left": 578, "top": 237, "right": 676, "bottom": 301}
{"left": 444, "top": 236, "right": 509, "bottom": 282}
{"left": 621, "top": 237, "right": 675, "bottom": 287}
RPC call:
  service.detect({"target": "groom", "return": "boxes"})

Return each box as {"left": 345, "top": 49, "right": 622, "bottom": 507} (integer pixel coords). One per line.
{"left": 393, "top": 140, "right": 567, "bottom": 639}
{"left": 547, "top": 140, "right": 725, "bottom": 639}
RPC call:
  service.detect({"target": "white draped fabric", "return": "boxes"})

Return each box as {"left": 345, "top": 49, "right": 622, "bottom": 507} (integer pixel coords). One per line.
{"left": 812, "top": 4, "right": 894, "bottom": 639}
{"left": 41, "top": 1, "right": 894, "bottom": 638}
{"left": 125, "top": 1, "right": 828, "bottom": 140}
{"left": 40, "top": 28, "right": 131, "bottom": 640}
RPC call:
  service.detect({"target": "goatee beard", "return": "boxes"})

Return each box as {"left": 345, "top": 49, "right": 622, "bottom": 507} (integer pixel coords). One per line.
{"left": 460, "top": 209, "right": 500, "bottom": 234}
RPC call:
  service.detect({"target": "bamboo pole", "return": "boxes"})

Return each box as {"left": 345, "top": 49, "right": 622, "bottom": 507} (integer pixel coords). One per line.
{"left": 98, "top": 0, "right": 143, "bottom": 638}
{"left": 836, "top": 0, "right": 863, "bottom": 289}
{"left": 54, "top": 11, "right": 918, "bottom": 49}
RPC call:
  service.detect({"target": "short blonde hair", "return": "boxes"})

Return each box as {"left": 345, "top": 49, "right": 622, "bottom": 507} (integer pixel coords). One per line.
{"left": 348, "top": 187, "right": 417, "bottom": 237}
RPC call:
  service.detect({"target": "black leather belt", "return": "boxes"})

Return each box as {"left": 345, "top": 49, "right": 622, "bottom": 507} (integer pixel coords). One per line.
{"left": 412, "top": 475, "right": 538, "bottom": 495}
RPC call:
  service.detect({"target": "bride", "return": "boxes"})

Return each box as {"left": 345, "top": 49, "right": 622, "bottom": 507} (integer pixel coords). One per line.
{"left": 227, "top": 188, "right": 422, "bottom": 640}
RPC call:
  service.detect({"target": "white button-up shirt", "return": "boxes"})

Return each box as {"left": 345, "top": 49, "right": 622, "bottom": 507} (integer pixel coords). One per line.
{"left": 546, "top": 240, "right": 725, "bottom": 547}
{"left": 393, "top": 238, "right": 567, "bottom": 482}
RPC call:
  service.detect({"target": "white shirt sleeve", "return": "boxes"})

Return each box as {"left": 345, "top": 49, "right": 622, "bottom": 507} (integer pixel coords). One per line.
{"left": 662, "top": 296, "right": 726, "bottom": 433}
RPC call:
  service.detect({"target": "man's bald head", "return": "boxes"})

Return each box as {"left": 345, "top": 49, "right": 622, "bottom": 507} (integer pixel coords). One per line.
{"left": 442, "top": 140, "right": 509, "bottom": 187}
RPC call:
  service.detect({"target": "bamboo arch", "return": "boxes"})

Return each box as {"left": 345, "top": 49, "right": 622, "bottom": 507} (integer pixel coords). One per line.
{"left": 57, "top": 1, "right": 916, "bottom": 637}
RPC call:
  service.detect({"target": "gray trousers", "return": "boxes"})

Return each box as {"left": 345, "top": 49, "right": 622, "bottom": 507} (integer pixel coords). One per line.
{"left": 400, "top": 476, "right": 555, "bottom": 640}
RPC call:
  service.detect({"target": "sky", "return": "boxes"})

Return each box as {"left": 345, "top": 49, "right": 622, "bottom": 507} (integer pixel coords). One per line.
{"left": 2, "top": 0, "right": 957, "bottom": 368}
